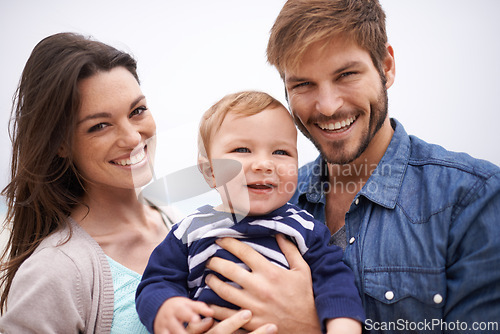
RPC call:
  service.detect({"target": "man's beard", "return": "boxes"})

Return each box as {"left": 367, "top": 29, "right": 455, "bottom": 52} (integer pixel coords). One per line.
{"left": 294, "top": 84, "right": 388, "bottom": 166}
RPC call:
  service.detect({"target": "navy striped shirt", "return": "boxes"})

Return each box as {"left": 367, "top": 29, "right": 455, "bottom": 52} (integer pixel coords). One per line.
{"left": 137, "top": 203, "right": 365, "bottom": 332}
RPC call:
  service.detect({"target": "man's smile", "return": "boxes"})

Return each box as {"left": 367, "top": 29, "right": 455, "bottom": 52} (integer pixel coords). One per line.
{"left": 316, "top": 115, "right": 357, "bottom": 132}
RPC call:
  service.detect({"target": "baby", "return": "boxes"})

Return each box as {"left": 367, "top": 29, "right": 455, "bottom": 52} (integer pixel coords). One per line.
{"left": 136, "top": 91, "right": 365, "bottom": 333}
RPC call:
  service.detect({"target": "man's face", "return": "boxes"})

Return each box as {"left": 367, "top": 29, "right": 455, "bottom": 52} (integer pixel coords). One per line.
{"left": 284, "top": 37, "right": 394, "bottom": 165}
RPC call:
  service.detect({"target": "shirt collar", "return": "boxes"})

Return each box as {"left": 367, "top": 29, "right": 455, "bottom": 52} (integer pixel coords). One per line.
{"left": 296, "top": 155, "right": 328, "bottom": 204}
{"left": 359, "top": 118, "right": 409, "bottom": 209}
{"left": 298, "top": 118, "right": 410, "bottom": 209}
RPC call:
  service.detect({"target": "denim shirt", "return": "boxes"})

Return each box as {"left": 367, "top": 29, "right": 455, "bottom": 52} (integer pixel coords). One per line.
{"left": 291, "top": 119, "right": 500, "bottom": 333}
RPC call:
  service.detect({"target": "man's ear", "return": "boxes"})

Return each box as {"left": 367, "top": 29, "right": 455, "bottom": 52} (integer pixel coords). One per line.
{"left": 383, "top": 43, "right": 396, "bottom": 89}
{"left": 197, "top": 154, "right": 216, "bottom": 188}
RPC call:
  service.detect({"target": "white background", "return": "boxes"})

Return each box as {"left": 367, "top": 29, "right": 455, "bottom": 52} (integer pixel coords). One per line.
{"left": 1, "top": 0, "right": 499, "bottom": 214}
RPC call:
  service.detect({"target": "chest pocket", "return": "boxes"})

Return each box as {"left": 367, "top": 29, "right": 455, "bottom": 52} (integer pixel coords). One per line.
{"left": 363, "top": 268, "right": 446, "bottom": 318}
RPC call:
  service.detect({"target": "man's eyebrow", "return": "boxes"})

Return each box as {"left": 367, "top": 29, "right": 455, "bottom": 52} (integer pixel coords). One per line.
{"left": 285, "top": 75, "right": 307, "bottom": 84}
{"left": 77, "top": 95, "right": 146, "bottom": 125}
{"left": 333, "top": 61, "right": 363, "bottom": 75}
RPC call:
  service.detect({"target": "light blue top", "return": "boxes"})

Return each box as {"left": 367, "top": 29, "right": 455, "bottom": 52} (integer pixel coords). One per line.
{"left": 107, "top": 256, "right": 149, "bottom": 334}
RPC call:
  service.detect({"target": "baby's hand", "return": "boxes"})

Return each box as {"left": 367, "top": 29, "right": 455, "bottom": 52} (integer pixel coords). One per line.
{"left": 326, "top": 317, "right": 362, "bottom": 334}
{"left": 154, "top": 296, "right": 214, "bottom": 334}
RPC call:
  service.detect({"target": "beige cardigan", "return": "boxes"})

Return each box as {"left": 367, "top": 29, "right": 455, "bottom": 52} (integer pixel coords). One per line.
{"left": 0, "top": 219, "right": 114, "bottom": 333}
{"left": 0, "top": 206, "right": 176, "bottom": 334}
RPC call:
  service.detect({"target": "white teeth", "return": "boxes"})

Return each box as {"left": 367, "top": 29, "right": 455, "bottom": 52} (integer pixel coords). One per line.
{"left": 114, "top": 148, "right": 146, "bottom": 166}
{"left": 318, "top": 116, "right": 356, "bottom": 131}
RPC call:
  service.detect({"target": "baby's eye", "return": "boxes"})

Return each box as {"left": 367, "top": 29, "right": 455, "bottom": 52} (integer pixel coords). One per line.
{"left": 88, "top": 123, "right": 109, "bottom": 133}
{"left": 273, "top": 149, "right": 289, "bottom": 156}
{"left": 233, "top": 147, "right": 250, "bottom": 153}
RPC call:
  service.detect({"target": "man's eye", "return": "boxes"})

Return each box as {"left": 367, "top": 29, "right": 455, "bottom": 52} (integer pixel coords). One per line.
{"left": 88, "top": 123, "right": 108, "bottom": 133}
{"left": 233, "top": 147, "right": 250, "bottom": 153}
{"left": 273, "top": 149, "right": 289, "bottom": 156}
{"left": 130, "top": 106, "right": 147, "bottom": 118}
{"left": 340, "top": 71, "right": 356, "bottom": 78}
{"left": 293, "top": 82, "right": 310, "bottom": 89}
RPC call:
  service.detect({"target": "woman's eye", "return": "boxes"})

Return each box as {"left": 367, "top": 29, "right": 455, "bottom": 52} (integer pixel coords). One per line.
{"left": 273, "top": 149, "right": 289, "bottom": 156}
{"left": 130, "top": 106, "right": 147, "bottom": 118}
{"left": 88, "top": 123, "right": 108, "bottom": 133}
{"left": 233, "top": 147, "right": 250, "bottom": 153}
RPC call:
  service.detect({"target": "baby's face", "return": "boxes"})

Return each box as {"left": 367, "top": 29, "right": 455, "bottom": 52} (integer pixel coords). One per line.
{"left": 210, "top": 106, "right": 298, "bottom": 216}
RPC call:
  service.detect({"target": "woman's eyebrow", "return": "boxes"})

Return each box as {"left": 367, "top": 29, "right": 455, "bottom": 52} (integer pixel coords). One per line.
{"left": 77, "top": 95, "right": 146, "bottom": 125}
{"left": 130, "top": 95, "right": 146, "bottom": 109}
{"left": 77, "top": 112, "right": 111, "bottom": 125}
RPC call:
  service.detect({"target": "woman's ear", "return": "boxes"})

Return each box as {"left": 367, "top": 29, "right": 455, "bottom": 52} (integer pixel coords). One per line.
{"left": 197, "top": 154, "right": 216, "bottom": 188}
{"left": 58, "top": 144, "right": 69, "bottom": 158}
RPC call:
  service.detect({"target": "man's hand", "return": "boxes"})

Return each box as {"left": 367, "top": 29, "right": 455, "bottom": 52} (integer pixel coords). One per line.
{"left": 205, "top": 234, "right": 321, "bottom": 333}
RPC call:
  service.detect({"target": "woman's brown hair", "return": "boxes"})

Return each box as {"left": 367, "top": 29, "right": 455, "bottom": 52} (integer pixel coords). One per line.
{"left": 0, "top": 32, "right": 139, "bottom": 312}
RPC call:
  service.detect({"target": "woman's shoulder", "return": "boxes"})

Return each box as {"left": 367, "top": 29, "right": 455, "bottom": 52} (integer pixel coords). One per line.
{"left": 35, "top": 220, "right": 105, "bottom": 266}
{"left": 2, "top": 220, "right": 113, "bottom": 333}
{"left": 17, "top": 220, "right": 107, "bottom": 285}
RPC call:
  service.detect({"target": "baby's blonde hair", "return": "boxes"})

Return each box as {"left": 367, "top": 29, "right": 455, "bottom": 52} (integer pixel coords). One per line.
{"left": 198, "top": 91, "right": 287, "bottom": 159}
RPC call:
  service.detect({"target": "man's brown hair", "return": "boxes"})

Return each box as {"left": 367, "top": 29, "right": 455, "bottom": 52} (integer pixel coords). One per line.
{"left": 267, "top": 0, "right": 388, "bottom": 80}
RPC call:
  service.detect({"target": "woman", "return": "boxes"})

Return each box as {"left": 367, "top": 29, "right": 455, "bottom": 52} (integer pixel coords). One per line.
{"left": 0, "top": 32, "right": 276, "bottom": 334}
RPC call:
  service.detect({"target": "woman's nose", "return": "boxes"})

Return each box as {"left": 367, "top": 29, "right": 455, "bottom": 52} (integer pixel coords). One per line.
{"left": 116, "top": 122, "right": 142, "bottom": 148}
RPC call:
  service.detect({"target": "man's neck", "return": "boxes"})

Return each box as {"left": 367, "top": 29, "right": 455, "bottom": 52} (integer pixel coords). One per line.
{"left": 324, "top": 118, "right": 394, "bottom": 234}
{"left": 327, "top": 117, "right": 394, "bottom": 182}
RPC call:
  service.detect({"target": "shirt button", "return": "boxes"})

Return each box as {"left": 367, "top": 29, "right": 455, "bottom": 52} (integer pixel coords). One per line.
{"left": 354, "top": 198, "right": 360, "bottom": 205}
{"left": 349, "top": 237, "right": 356, "bottom": 244}
{"left": 385, "top": 291, "right": 394, "bottom": 300}
{"left": 433, "top": 294, "right": 443, "bottom": 304}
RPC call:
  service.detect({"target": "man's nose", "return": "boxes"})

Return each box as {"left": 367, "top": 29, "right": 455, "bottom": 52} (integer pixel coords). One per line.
{"left": 315, "top": 84, "right": 344, "bottom": 117}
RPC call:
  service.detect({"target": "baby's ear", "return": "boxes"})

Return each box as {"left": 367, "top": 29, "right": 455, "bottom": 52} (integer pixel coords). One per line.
{"left": 197, "top": 155, "right": 216, "bottom": 188}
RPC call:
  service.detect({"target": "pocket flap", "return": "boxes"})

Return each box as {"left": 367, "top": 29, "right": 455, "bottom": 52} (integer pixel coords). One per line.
{"left": 364, "top": 268, "right": 446, "bottom": 307}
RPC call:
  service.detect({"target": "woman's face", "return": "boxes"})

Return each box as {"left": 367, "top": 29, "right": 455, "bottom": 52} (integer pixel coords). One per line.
{"left": 71, "top": 66, "right": 156, "bottom": 192}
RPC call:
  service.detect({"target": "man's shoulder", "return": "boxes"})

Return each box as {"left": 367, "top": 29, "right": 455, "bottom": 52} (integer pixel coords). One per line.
{"left": 408, "top": 135, "right": 500, "bottom": 179}
{"left": 401, "top": 135, "right": 500, "bottom": 214}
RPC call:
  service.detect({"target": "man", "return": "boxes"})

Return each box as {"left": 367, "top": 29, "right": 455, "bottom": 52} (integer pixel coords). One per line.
{"left": 205, "top": 0, "right": 500, "bottom": 333}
